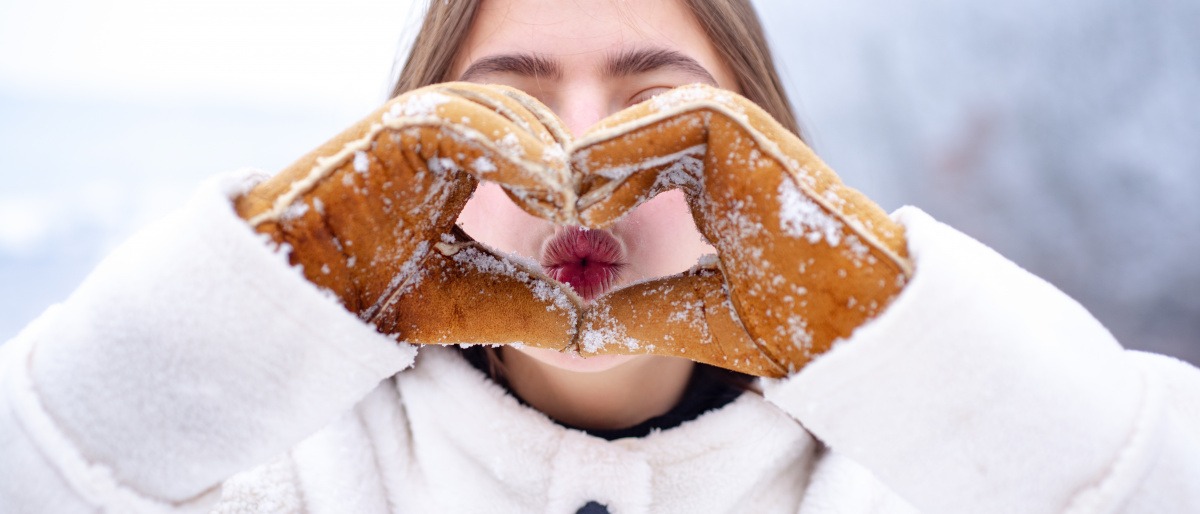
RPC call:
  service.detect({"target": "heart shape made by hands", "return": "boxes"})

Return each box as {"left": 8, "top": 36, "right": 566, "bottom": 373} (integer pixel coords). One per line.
{"left": 236, "top": 82, "right": 912, "bottom": 377}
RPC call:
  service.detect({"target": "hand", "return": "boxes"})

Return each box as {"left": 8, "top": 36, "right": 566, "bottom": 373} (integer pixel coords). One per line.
{"left": 235, "top": 83, "right": 584, "bottom": 346}
{"left": 569, "top": 85, "right": 913, "bottom": 376}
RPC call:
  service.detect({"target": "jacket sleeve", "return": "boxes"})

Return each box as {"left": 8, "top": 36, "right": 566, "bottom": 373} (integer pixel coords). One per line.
{"left": 0, "top": 170, "right": 416, "bottom": 513}
{"left": 764, "top": 206, "right": 1200, "bottom": 514}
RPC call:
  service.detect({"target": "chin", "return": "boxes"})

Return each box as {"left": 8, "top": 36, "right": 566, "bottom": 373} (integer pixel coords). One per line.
{"left": 510, "top": 346, "right": 641, "bottom": 373}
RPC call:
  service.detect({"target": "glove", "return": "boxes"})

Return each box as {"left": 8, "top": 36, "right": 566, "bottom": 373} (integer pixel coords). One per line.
{"left": 569, "top": 85, "right": 913, "bottom": 376}
{"left": 234, "top": 82, "right": 583, "bottom": 347}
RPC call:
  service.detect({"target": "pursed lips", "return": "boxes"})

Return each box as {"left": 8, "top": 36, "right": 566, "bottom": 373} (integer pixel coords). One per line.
{"left": 540, "top": 227, "right": 626, "bottom": 301}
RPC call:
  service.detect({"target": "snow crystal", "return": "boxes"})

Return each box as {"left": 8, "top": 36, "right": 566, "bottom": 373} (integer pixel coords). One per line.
{"left": 842, "top": 233, "right": 870, "bottom": 260}
{"left": 696, "top": 253, "right": 720, "bottom": 268}
{"left": 778, "top": 178, "right": 843, "bottom": 246}
{"left": 665, "top": 299, "right": 705, "bottom": 325}
{"left": 822, "top": 187, "right": 847, "bottom": 209}
{"left": 787, "top": 315, "right": 814, "bottom": 356}
{"left": 587, "top": 144, "right": 706, "bottom": 181}
{"left": 281, "top": 201, "right": 309, "bottom": 221}
{"left": 495, "top": 132, "right": 523, "bottom": 158}
{"left": 449, "top": 245, "right": 576, "bottom": 319}
{"left": 361, "top": 240, "right": 431, "bottom": 321}
{"left": 472, "top": 156, "right": 497, "bottom": 174}
{"left": 529, "top": 280, "right": 574, "bottom": 315}
{"left": 649, "top": 152, "right": 704, "bottom": 192}
{"left": 383, "top": 92, "right": 451, "bottom": 123}
{"left": 578, "top": 324, "right": 640, "bottom": 353}
{"left": 650, "top": 85, "right": 733, "bottom": 112}
{"left": 353, "top": 151, "right": 369, "bottom": 173}
{"left": 701, "top": 195, "right": 768, "bottom": 281}
{"left": 427, "top": 156, "right": 461, "bottom": 176}
{"left": 450, "top": 246, "right": 517, "bottom": 276}
{"left": 541, "top": 144, "right": 566, "bottom": 162}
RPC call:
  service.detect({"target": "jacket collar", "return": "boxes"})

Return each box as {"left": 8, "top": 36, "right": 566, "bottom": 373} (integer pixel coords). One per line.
{"left": 385, "top": 346, "right": 819, "bottom": 513}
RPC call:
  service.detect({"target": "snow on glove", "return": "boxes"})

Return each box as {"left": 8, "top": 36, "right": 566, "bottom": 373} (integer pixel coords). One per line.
{"left": 237, "top": 82, "right": 911, "bottom": 379}
{"left": 569, "top": 85, "right": 914, "bottom": 377}
{"left": 235, "top": 83, "right": 583, "bottom": 347}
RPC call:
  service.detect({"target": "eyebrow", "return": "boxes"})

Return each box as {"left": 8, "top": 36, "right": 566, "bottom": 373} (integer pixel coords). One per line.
{"left": 457, "top": 47, "right": 718, "bottom": 85}
{"left": 603, "top": 48, "right": 717, "bottom": 85}
{"left": 459, "top": 53, "right": 563, "bottom": 82}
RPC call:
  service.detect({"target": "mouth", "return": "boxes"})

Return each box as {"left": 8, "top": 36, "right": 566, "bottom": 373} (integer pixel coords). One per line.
{"left": 540, "top": 227, "right": 627, "bottom": 302}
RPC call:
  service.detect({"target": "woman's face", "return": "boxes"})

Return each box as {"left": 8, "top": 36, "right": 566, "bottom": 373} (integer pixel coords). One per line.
{"left": 451, "top": 0, "right": 738, "bottom": 372}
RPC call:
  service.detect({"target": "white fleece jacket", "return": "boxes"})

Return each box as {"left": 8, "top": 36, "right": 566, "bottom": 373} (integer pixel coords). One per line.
{"left": 1, "top": 170, "right": 1198, "bottom": 514}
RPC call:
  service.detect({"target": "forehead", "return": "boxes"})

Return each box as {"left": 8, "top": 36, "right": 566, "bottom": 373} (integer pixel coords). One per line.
{"left": 451, "top": 0, "right": 735, "bottom": 87}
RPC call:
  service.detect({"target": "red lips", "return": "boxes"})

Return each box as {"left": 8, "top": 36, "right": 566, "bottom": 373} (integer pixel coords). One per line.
{"left": 541, "top": 227, "right": 626, "bottom": 301}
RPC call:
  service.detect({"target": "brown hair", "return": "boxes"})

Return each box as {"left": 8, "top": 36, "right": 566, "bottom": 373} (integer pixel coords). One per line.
{"left": 390, "top": 0, "right": 802, "bottom": 138}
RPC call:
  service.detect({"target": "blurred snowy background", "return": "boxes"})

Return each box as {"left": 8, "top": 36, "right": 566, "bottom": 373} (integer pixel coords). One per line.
{"left": 1, "top": 0, "right": 1197, "bottom": 364}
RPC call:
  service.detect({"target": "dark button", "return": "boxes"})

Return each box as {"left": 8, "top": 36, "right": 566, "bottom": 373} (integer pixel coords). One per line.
{"left": 576, "top": 500, "right": 610, "bottom": 514}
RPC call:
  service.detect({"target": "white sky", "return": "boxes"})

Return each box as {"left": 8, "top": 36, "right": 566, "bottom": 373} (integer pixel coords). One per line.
{"left": 0, "top": 0, "right": 421, "bottom": 111}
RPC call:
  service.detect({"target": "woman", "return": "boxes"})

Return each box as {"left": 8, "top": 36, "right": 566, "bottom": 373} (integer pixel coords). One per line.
{"left": 1, "top": 0, "right": 1197, "bottom": 513}
{"left": 407, "top": 0, "right": 785, "bottom": 432}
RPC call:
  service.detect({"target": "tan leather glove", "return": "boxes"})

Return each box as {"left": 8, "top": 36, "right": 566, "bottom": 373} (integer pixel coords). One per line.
{"left": 235, "top": 83, "right": 582, "bottom": 347}
{"left": 569, "top": 85, "right": 913, "bottom": 377}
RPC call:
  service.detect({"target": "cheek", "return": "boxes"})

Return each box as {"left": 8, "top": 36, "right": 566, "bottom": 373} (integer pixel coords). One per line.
{"left": 456, "top": 182, "right": 551, "bottom": 259}
{"left": 614, "top": 190, "right": 716, "bottom": 280}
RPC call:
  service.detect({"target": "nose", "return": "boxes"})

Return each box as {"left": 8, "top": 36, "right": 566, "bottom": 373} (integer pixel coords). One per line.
{"left": 551, "top": 84, "right": 611, "bottom": 137}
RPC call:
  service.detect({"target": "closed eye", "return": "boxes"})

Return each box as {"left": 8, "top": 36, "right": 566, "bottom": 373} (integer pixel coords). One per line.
{"left": 629, "top": 86, "right": 673, "bottom": 106}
